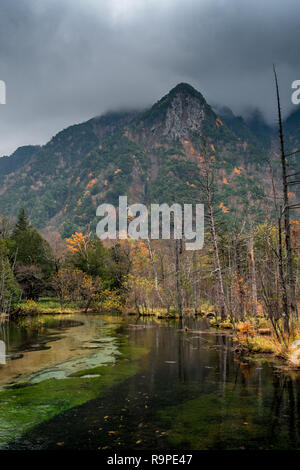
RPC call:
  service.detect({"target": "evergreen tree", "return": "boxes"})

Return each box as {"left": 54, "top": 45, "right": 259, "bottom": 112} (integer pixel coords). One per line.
{"left": 0, "top": 240, "right": 21, "bottom": 313}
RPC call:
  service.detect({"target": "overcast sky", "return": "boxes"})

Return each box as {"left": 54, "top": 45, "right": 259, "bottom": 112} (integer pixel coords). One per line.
{"left": 0, "top": 0, "right": 300, "bottom": 156}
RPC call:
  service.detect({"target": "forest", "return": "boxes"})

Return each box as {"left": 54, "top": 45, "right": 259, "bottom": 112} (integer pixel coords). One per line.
{"left": 1, "top": 79, "right": 299, "bottom": 368}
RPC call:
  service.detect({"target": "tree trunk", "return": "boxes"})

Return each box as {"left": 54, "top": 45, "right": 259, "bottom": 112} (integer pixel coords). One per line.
{"left": 175, "top": 239, "right": 183, "bottom": 318}
{"left": 249, "top": 224, "right": 258, "bottom": 316}
{"left": 278, "top": 211, "right": 290, "bottom": 335}
{"left": 207, "top": 186, "right": 226, "bottom": 320}
{"left": 147, "top": 238, "right": 164, "bottom": 306}
{"left": 274, "top": 66, "right": 298, "bottom": 320}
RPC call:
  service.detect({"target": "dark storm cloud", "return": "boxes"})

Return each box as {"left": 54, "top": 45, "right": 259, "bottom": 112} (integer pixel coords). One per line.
{"left": 0, "top": 0, "right": 300, "bottom": 155}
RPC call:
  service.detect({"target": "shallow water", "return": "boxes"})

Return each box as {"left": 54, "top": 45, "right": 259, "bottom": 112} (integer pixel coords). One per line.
{"left": 0, "top": 313, "right": 300, "bottom": 450}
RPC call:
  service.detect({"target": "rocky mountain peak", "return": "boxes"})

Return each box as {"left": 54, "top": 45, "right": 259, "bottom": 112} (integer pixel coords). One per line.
{"left": 137, "top": 82, "right": 215, "bottom": 141}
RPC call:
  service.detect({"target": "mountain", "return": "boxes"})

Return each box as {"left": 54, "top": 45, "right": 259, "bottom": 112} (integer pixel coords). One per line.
{"left": 0, "top": 83, "right": 296, "bottom": 236}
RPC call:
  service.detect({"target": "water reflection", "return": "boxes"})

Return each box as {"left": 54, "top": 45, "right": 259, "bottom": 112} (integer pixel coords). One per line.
{"left": 1, "top": 314, "right": 300, "bottom": 449}
{"left": 0, "top": 315, "right": 117, "bottom": 388}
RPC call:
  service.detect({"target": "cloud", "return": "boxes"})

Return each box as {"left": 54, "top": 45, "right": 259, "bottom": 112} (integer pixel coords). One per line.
{"left": 0, "top": 0, "right": 299, "bottom": 155}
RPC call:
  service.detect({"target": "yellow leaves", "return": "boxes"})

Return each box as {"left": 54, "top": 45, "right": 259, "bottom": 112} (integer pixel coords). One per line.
{"left": 222, "top": 177, "right": 229, "bottom": 184}
{"left": 219, "top": 202, "right": 230, "bottom": 213}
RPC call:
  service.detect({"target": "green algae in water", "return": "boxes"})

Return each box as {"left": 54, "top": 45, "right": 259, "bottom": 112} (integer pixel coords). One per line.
{"left": 159, "top": 386, "right": 297, "bottom": 450}
{"left": 0, "top": 342, "right": 148, "bottom": 448}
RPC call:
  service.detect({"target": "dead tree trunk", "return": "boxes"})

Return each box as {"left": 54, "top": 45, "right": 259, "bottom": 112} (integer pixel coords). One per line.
{"left": 206, "top": 183, "right": 226, "bottom": 320}
{"left": 249, "top": 223, "right": 258, "bottom": 316}
{"left": 175, "top": 239, "right": 183, "bottom": 318}
{"left": 147, "top": 238, "right": 164, "bottom": 306}
{"left": 278, "top": 209, "right": 290, "bottom": 335}
{"left": 274, "top": 66, "right": 298, "bottom": 320}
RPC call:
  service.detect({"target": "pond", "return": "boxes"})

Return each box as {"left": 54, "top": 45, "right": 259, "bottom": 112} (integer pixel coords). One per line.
{"left": 0, "top": 313, "right": 300, "bottom": 450}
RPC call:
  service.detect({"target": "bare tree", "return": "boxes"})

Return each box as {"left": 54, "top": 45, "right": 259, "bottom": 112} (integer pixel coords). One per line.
{"left": 198, "top": 141, "right": 226, "bottom": 320}
{"left": 274, "top": 66, "right": 298, "bottom": 320}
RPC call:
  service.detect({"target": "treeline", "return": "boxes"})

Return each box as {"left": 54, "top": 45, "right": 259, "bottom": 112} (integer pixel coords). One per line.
{"left": 127, "top": 222, "right": 299, "bottom": 323}
{"left": 0, "top": 209, "right": 130, "bottom": 314}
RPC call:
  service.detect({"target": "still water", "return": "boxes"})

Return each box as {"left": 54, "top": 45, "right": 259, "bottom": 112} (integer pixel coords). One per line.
{"left": 0, "top": 313, "right": 300, "bottom": 450}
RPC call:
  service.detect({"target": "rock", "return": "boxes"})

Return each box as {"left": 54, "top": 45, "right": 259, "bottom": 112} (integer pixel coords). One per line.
{"left": 288, "top": 340, "right": 300, "bottom": 367}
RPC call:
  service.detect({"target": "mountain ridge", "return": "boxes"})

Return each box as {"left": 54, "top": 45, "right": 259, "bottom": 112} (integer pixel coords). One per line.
{"left": 0, "top": 83, "right": 299, "bottom": 236}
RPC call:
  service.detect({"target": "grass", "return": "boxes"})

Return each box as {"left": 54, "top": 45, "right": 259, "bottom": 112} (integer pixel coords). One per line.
{"left": 17, "top": 297, "right": 80, "bottom": 315}
{"left": 245, "top": 336, "right": 277, "bottom": 354}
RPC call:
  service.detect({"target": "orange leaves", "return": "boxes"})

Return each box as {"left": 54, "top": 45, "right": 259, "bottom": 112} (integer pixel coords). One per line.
{"left": 288, "top": 191, "right": 296, "bottom": 199}
{"left": 114, "top": 169, "right": 122, "bottom": 175}
{"left": 65, "top": 232, "right": 89, "bottom": 253}
{"left": 86, "top": 178, "right": 97, "bottom": 189}
{"left": 189, "top": 144, "right": 195, "bottom": 155}
{"left": 222, "top": 177, "right": 229, "bottom": 185}
{"left": 196, "top": 152, "right": 204, "bottom": 163}
{"left": 186, "top": 181, "right": 196, "bottom": 188}
{"left": 219, "top": 202, "right": 230, "bottom": 213}
{"left": 216, "top": 117, "right": 223, "bottom": 127}
{"left": 233, "top": 166, "right": 245, "bottom": 176}
{"left": 242, "top": 141, "right": 248, "bottom": 151}
{"left": 236, "top": 321, "right": 255, "bottom": 342}
{"left": 211, "top": 144, "right": 215, "bottom": 152}
{"left": 104, "top": 180, "right": 108, "bottom": 186}
{"left": 233, "top": 322, "right": 255, "bottom": 344}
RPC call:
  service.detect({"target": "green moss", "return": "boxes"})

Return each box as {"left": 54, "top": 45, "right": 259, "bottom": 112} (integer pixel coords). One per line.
{"left": 0, "top": 342, "right": 148, "bottom": 447}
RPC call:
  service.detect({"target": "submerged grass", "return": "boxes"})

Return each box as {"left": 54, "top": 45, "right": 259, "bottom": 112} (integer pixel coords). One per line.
{"left": 0, "top": 341, "right": 148, "bottom": 447}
